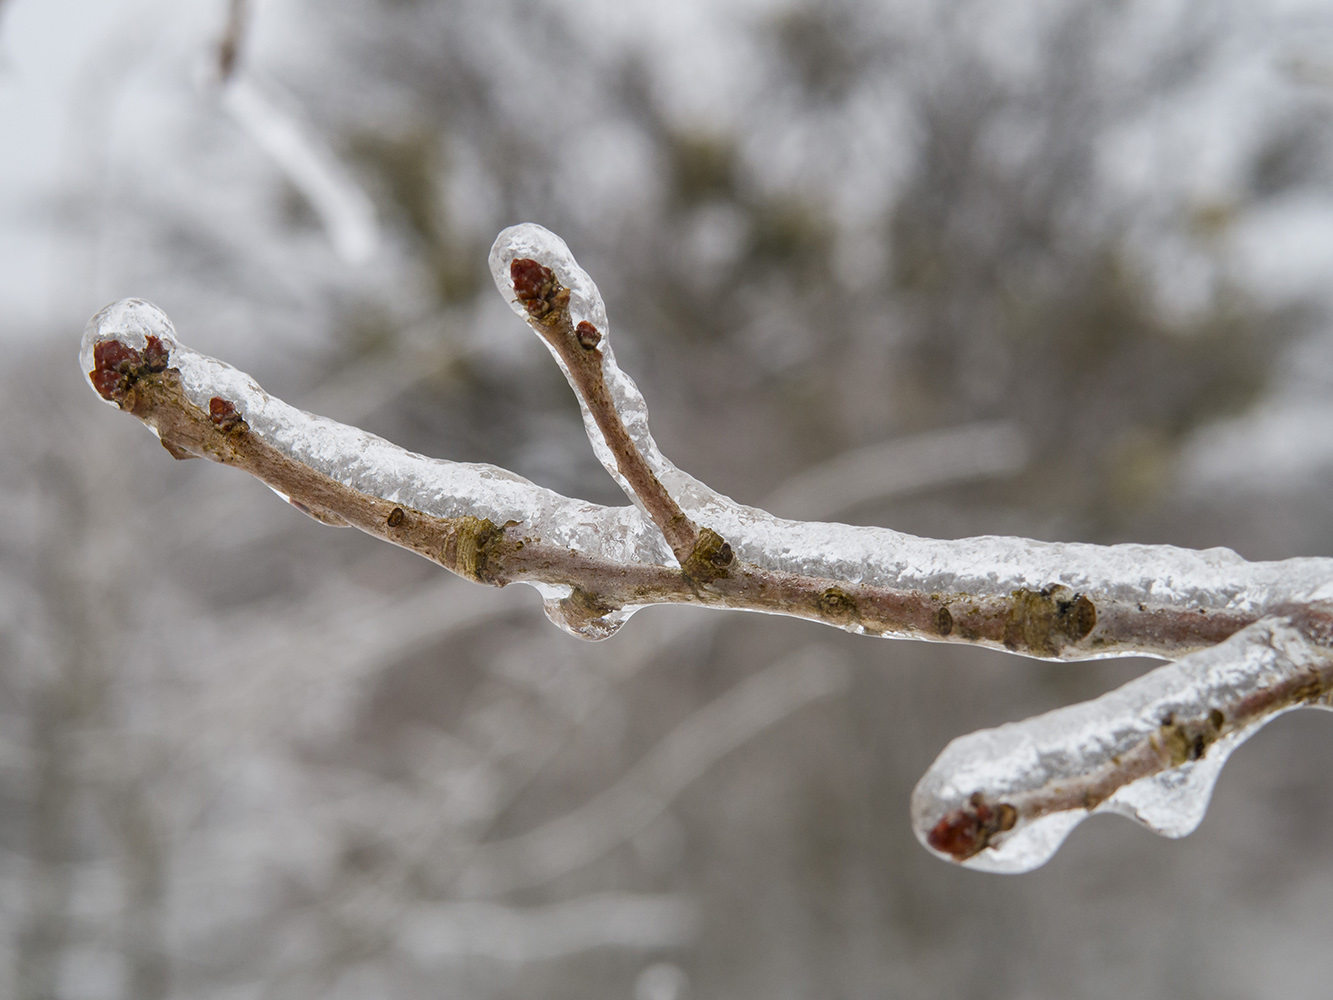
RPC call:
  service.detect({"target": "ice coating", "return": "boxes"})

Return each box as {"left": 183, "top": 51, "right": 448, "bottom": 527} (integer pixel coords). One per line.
{"left": 489, "top": 224, "right": 693, "bottom": 534}
{"left": 83, "top": 237, "right": 1333, "bottom": 872}
{"left": 489, "top": 224, "right": 746, "bottom": 544}
{"left": 912, "top": 614, "right": 1333, "bottom": 873}
{"left": 81, "top": 298, "right": 180, "bottom": 393}
{"left": 81, "top": 298, "right": 667, "bottom": 570}
{"left": 84, "top": 282, "right": 1333, "bottom": 640}
{"left": 488, "top": 227, "right": 1333, "bottom": 644}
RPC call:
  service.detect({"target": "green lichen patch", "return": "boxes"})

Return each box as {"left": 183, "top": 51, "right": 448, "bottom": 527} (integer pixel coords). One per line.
{"left": 442, "top": 516, "right": 505, "bottom": 584}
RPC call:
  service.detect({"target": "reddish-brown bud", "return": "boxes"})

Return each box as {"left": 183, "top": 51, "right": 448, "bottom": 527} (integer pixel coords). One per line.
{"left": 575, "top": 321, "right": 602, "bottom": 350}
{"left": 511, "top": 257, "right": 565, "bottom": 323}
{"left": 143, "top": 335, "right": 170, "bottom": 372}
{"left": 90, "top": 340, "right": 143, "bottom": 400}
{"left": 209, "top": 396, "right": 242, "bottom": 431}
{"left": 925, "top": 794, "right": 1015, "bottom": 861}
{"left": 927, "top": 808, "right": 985, "bottom": 860}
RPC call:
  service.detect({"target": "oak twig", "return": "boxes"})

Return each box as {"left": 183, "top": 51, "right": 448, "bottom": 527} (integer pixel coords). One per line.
{"left": 80, "top": 224, "right": 1333, "bottom": 872}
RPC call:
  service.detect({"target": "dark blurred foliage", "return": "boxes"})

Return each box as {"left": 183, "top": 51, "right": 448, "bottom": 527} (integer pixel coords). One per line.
{"left": 7, "top": 0, "right": 1333, "bottom": 997}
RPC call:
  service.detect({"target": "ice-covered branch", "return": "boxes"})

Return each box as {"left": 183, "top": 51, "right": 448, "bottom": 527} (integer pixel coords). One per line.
{"left": 913, "top": 606, "right": 1333, "bottom": 872}
{"left": 79, "top": 223, "right": 1333, "bottom": 871}
{"left": 79, "top": 290, "right": 1333, "bottom": 656}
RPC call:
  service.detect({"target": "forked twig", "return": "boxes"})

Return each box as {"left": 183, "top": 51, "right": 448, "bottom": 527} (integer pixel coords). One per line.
{"left": 80, "top": 224, "right": 1333, "bottom": 871}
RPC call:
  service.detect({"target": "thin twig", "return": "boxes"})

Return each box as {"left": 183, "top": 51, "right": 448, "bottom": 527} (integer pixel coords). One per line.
{"left": 217, "top": 0, "right": 249, "bottom": 82}
{"left": 915, "top": 607, "right": 1333, "bottom": 870}
{"left": 80, "top": 304, "right": 1323, "bottom": 658}
{"left": 507, "top": 256, "right": 731, "bottom": 584}
{"left": 79, "top": 220, "right": 1333, "bottom": 873}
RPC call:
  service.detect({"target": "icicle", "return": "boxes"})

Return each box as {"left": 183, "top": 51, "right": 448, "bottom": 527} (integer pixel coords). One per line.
{"left": 530, "top": 582, "right": 637, "bottom": 641}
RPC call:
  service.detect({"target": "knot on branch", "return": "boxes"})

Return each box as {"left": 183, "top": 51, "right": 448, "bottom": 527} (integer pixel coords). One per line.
{"left": 1003, "top": 586, "right": 1097, "bottom": 656}
{"left": 682, "top": 527, "right": 734, "bottom": 587}
{"left": 816, "top": 587, "right": 860, "bottom": 626}
{"left": 1151, "top": 709, "right": 1227, "bottom": 767}
{"left": 549, "top": 586, "right": 625, "bottom": 641}
{"left": 442, "top": 516, "right": 508, "bottom": 585}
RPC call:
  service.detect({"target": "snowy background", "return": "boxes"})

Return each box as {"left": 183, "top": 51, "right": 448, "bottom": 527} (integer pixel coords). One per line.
{"left": 6, "top": 0, "right": 1333, "bottom": 997}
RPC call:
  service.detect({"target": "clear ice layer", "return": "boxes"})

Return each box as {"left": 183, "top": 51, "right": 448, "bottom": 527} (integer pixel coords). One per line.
{"left": 487, "top": 226, "right": 1333, "bottom": 645}
{"left": 912, "top": 615, "right": 1333, "bottom": 873}
{"left": 84, "top": 271, "right": 1333, "bottom": 644}
{"left": 81, "top": 298, "right": 671, "bottom": 571}
{"left": 84, "top": 225, "right": 1333, "bottom": 872}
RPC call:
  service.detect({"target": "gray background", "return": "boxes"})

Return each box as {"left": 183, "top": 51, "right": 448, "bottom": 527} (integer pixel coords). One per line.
{"left": 5, "top": 0, "right": 1333, "bottom": 996}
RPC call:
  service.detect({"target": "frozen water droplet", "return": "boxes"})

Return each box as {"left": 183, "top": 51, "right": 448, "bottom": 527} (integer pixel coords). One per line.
{"left": 1102, "top": 734, "right": 1239, "bottom": 837}
{"left": 957, "top": 813, "right": 1084, "bottom": 875}
{"left": 529, "top": 582, "right": 635, "bottom": 640}
{"left": 81, "top": 299, "right": 178, "bottom": 394}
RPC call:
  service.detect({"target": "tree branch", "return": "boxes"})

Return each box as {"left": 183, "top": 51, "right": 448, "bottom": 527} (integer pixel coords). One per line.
{"left": 913, "top": 607, "right": 1333, "bottom": 871}
{"left": 80, "top": 224, "right": 1333, "bottom": 871}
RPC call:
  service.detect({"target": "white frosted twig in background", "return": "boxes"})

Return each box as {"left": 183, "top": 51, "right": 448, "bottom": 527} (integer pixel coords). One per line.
{"left": 221, "top": 75, "right": 379, "bottom": 264}
{"left": 455, "top": 648, "right": 851, "bottom": 896}
{"left": 216, "top": 0, "right": 249, "bottom": 81}
{"left": 763, "top": 421, "right": 1028, "bottom": 520}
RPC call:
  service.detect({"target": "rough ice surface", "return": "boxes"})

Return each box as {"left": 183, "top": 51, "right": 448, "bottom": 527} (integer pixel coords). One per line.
{"left": 488, "top": 226, "right": 1333, "bottom": 650}
{"left": 84, "top": 227, "right": 1333, "bottom": 871}
{"left": 489, "top": 223, "right": 681, "bottom": 549}
{"left": 912, "top": 615, "right": 1333, "bottom": 873}
{"left": 87, "top": 238, "right": 1333, "bottom": 646}
{"left": 81, "top": 299, "right": 669, "bottom": 574}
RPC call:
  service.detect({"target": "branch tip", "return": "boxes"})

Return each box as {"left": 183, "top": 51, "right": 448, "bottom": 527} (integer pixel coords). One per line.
{"left": 89, "top": 335, "right": 172, "bottom": 404}
{"left": 926, "top": 795, "right": 1017, "bottom": 861}
{"left": 499, "top": 240, "right": 709, "bottom": 570}
{"left": 510, "top": 257, "right": 567, "bottom": 326}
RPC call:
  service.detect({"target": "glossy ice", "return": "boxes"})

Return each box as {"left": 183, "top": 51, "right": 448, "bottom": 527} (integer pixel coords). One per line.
{"left": 912, "top": 615, "right": 1333, "bottom": 873}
